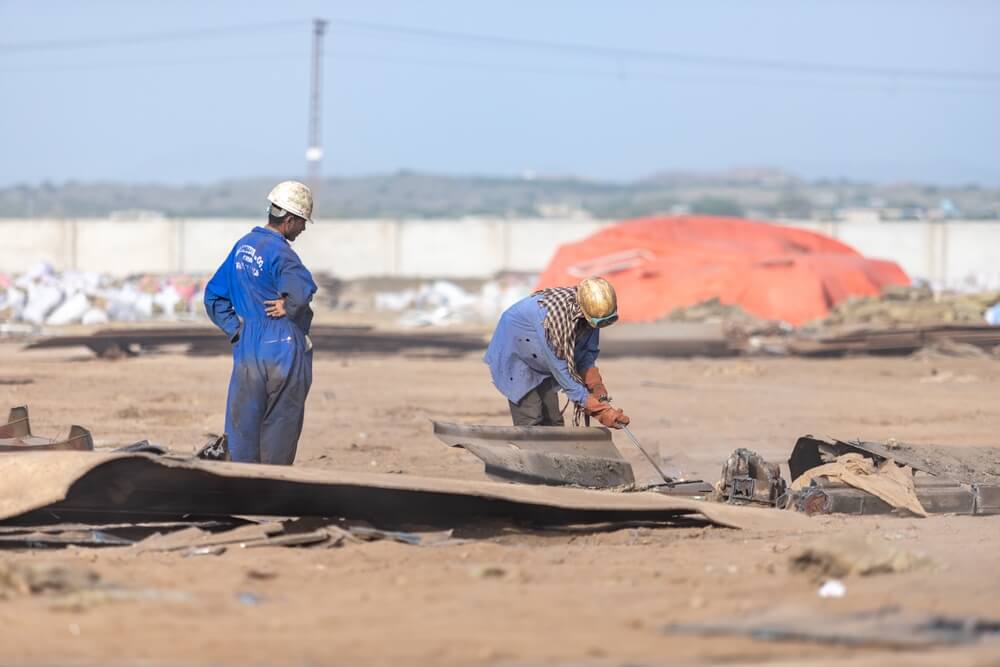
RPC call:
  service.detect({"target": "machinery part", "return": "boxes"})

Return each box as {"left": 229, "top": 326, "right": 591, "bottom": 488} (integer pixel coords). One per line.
{"left": 0, "top": 406, "right": 94, "bottom": 452}
{"left": 433, "top": 420, "right": 635, "bottom": 488}
{"left": 791, "top": 478, "right": 1000, "bottom": 516}
{"left": 719, "top": 448, "right": 787, "bottom": 506}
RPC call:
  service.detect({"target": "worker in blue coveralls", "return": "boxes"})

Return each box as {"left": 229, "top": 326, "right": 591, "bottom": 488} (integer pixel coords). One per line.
{"left": 484, "top": 277, "right": 630, "bottom": 429}
{"left": 204, "top": 181, "right": 318, "bottom": 464}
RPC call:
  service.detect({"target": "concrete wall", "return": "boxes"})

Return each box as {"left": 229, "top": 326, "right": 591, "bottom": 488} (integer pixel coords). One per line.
{"left": 2, "top": 217, "right": 998, "bottom": 289}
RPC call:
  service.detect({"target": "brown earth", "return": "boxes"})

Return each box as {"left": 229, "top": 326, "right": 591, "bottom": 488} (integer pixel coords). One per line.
{"left": 1, "top": 336, "right": 1000, "bottom": 666}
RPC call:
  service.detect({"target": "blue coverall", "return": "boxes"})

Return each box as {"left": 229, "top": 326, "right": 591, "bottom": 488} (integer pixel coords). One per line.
{"left": 483, "top": 294, "right": 599, "bottom": 406}
{"left": 204, "top": 226, "right": 317, "bottom": 464}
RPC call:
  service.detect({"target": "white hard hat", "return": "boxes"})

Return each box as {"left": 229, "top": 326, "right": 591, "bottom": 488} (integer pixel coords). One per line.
{"left": 267, "top": 180, "right": 314, "bottom": 222}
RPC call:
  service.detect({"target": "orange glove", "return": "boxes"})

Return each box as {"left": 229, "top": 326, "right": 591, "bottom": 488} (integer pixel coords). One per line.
{"left": 583, "top": 395, "right": 629, "bottom": 429}
{"left": 582, "top": 366, "right": 609, "bottom": 402}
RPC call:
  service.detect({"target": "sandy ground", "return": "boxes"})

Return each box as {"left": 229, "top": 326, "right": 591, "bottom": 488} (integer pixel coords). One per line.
{"left": 1, "top": 336, "right": 1000, "bottom": 666}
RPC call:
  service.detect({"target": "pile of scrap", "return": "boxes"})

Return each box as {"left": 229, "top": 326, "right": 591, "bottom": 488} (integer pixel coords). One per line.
{"left": 787, "top": 436, "right": 1000, "bottom": 516}
{"left": 788, "top": 323, "right": 1000, "bottom": 357}
{"left": 712, "top": 436, "right": 1000, "bottom": 517}
{"left": 814, "top": 285, "right": 1000, "bottom": 328}
{"left": 789, "top": 286, "right": 1000, "bottom": 356}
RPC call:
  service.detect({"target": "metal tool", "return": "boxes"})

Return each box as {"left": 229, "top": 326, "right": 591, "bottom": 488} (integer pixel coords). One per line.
{"left": 619, "top": 424, "right": 676, "bottom": 486}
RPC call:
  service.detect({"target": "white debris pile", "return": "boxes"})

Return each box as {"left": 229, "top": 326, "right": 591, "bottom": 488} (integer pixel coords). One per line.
{"left": 0, "top": 263, "right": 206, "bottom": 327}
{"left": 375, "top": 277, "right": 534, "bottom": 327}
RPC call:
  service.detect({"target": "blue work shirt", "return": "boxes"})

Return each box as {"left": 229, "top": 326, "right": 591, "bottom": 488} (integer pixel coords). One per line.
{"left": 484, "top": 294, "right": 599, "bottom": 405}
{"left": 204, "top": 226, "right": 317, "bottom": 342}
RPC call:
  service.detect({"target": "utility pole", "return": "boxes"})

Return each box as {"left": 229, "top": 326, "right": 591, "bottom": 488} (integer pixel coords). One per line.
{"left": 305, "top": 18, "right": 328, "bottom": 192}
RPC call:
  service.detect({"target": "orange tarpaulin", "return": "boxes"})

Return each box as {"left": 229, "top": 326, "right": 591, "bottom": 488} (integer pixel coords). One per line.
{"left": 535, "top": 215, "right": 909, "bottom": 325}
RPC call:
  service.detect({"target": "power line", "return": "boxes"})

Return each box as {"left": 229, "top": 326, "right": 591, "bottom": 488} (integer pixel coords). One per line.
{"left": 324, "top": 50, "right": 1000, "bottom": 96}
{"left": 0, "top": 51, "right": 303, "bottom": 74}
{"left": 3, "top": 15, "right": 997, "bottom": 89}
{"left": 3, "top": 47, "right": 996, "bottom": 97}
{"left": 0, "top": 19, "right": 307, "bottom": 53}
{"left": 328, "top": 17, "right": 1000, "bottom": 84}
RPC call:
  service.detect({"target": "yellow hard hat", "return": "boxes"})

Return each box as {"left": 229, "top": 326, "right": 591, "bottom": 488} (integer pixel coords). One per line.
{"left": 267, "top": 180, "right": 314, "bottom": 222}
{"left": 577, "top": 277, "right": 618, "bottom": 328}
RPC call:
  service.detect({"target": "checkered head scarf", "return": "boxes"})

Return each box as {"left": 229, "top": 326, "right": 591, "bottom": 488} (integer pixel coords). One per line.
{"left": 535, "top": 286, "right": 589, "bottom": 389}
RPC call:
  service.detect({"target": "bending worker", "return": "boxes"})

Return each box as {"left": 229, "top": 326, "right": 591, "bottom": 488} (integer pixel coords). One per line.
{"left": 204, "top": 181, "right": 318, "bottom": 464}
{"left": 484, "top": 277, "right": 629, "bottom": 428}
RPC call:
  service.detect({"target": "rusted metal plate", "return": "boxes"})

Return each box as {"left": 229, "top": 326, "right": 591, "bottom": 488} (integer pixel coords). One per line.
{"left": 433, "top": 420, "right": 635, "bottom": 488}
{"left": 789, "top": 435, "right": 1000, "bottom": 485}
{"left": 0, "top": 406, "right": 94, "bottom": 452}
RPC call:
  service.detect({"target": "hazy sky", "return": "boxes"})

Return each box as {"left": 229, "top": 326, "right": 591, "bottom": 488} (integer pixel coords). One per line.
{"left": 2, "top": 0, "right": 998, "bottom": 186}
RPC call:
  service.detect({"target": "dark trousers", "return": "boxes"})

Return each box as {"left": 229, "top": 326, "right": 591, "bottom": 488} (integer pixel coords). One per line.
{"left": 508, "top": 377, "right": 565, "bottom": 426}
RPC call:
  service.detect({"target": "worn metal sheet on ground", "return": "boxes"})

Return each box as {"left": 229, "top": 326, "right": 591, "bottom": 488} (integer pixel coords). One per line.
{"left": 0, "top": 452, "right": 809, "bottom": 531}
{"left": 433, "top": 420, "right": 635, "bottom": 488}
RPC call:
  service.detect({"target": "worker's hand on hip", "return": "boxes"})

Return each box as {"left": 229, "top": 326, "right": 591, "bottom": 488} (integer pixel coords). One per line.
{"left": 264, "top": 297, "right": 287, "bottom": 318}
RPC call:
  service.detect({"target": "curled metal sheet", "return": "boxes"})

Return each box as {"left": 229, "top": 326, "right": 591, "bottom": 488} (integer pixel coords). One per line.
{"left": 433, "top": 420, "right": 635, "bottom": 488}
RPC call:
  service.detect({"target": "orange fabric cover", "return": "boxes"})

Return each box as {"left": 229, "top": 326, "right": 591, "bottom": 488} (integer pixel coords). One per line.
{"left": 534, "top": 216, "right": 909, "bottom": 325}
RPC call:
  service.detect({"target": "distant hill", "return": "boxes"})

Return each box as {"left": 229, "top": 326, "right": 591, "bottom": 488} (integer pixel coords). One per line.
{"left": 1, "top": 170, "right": 997, "bottom": 220}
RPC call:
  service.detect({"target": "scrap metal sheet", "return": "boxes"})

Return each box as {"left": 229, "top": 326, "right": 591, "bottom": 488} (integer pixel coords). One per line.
{"left": 433, "top": 420, "right": 635, "bottom": 488}
{"left": 0, "top": 452, "right": 808, "bottom": 531}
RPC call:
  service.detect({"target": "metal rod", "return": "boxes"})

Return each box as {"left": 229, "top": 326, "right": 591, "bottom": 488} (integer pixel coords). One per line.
{"left": 620, "top": 424, "right": 674, "bottom": 485}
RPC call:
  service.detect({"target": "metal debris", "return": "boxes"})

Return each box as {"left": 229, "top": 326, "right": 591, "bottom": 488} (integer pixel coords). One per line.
{"left": 788, "top": 434, "right": 1000, "bottom": 515}
{"left": 348, "top": 526, "right": 454, "bottom": 546}
{"left": 194, "top": 434, "right": 229, "bottom": 461}
{"left": 0, "top": 529, "right": 132, "bottom": 548}
{"left": 114, "top": 440, "right": 169, "bottom": 455}
{"left": 789, "top": 435, "right": 1000, "bottom": 484}
{"left": 0, "top": 406, "right": 93, "bottom": 452}
{"left": 717, "top": 448, "right": 787, "bottom": 506}
{"left": 433, "top": 420, "right": 636, "bottom": 488}
{"left": 789, "top": 323, "right": 1000, "bottom": 357}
